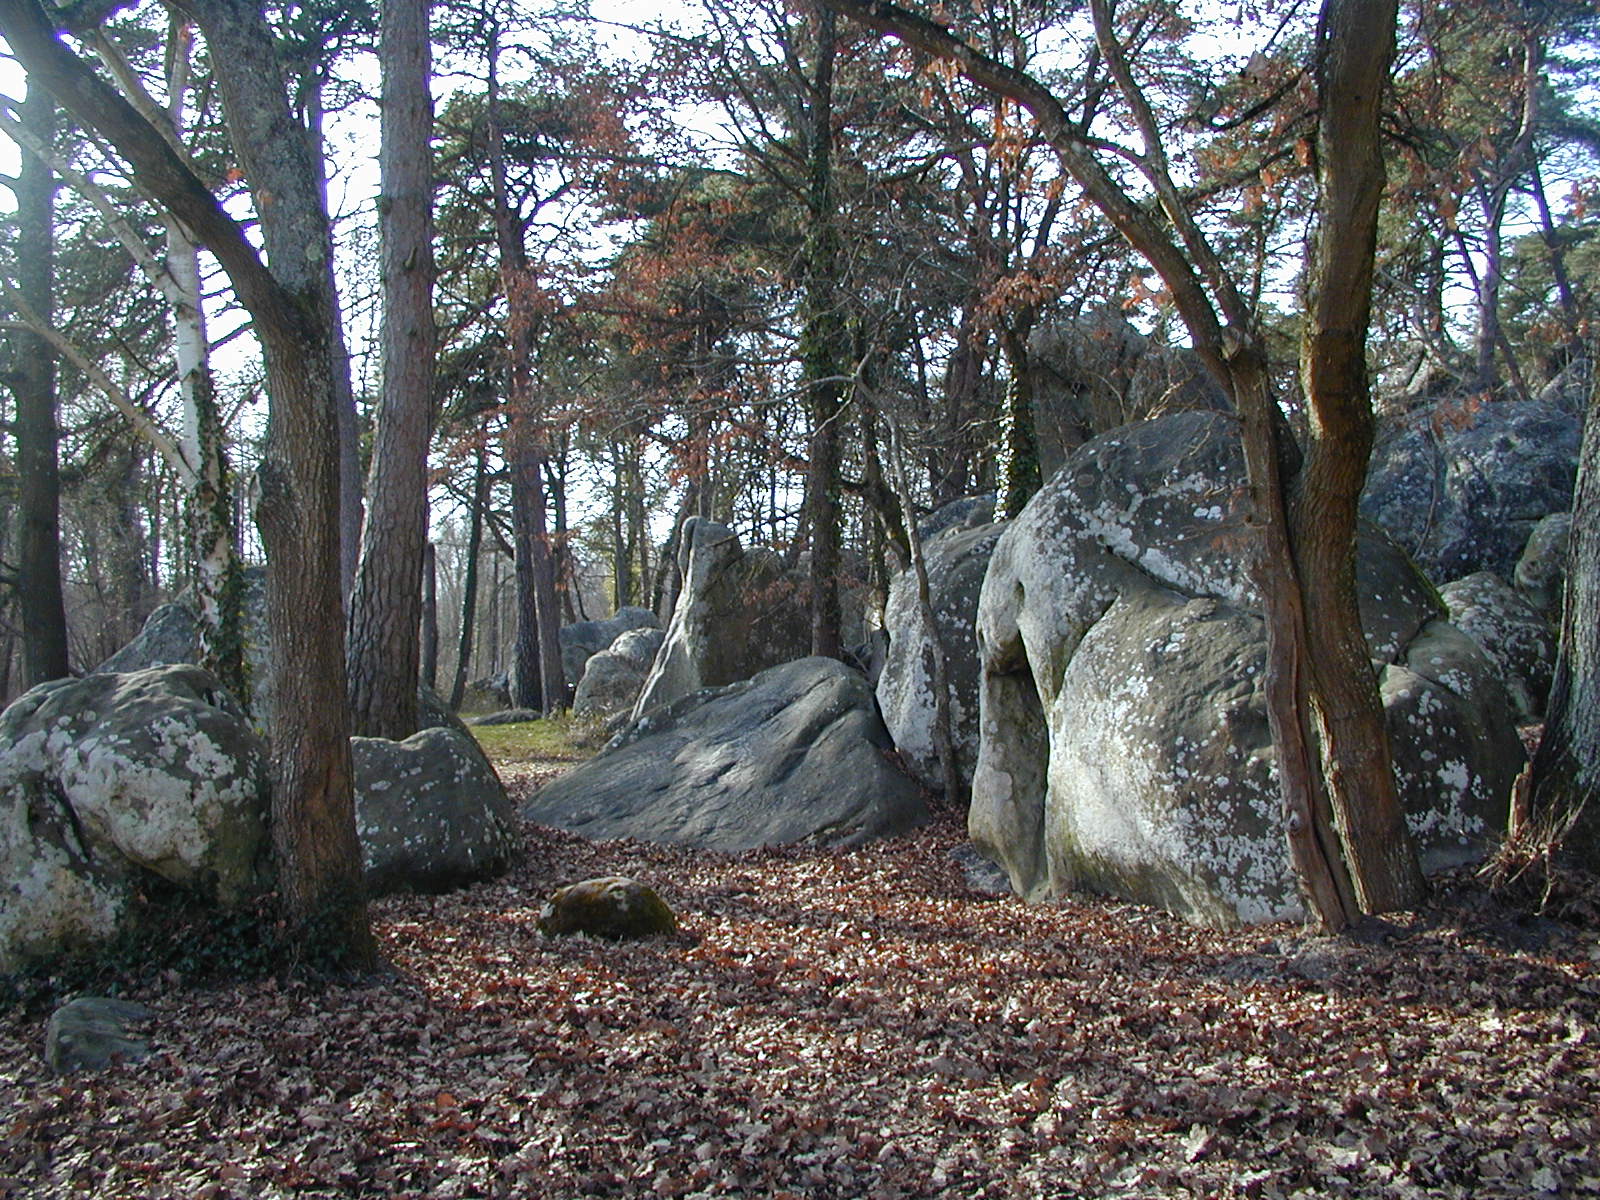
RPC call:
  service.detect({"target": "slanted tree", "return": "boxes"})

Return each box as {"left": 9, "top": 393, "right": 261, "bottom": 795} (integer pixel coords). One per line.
{"left": 0, "top": 0, "right": 374, "bottom": 962}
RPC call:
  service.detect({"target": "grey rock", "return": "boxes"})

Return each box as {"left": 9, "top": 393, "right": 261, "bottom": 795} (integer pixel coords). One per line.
{"left": 876, "top": 520, "right": 1004, "bottom": 792}
{"left": 918, "top": 494, "right": 996, "bottom": 542}
{"left": 45, "top": 996, "right": 155, "bottom": 1073}
{"left": 1514, "top": 512, "right": 1572, "bottom": 622}
{"left": 525, "top": 656, "right": 929, "bottom": 851}
{"left": 0, "top": 665, "right": 270, "bottom": 972}
{"left": 574, "top": 628, "right": 666, "bottom": 720}
{"left": 468, "top": 708, "right": 542, "bottom": 727}
{"left": 1028, "top": 312, "right": 1230, "bottom": 479}
{"left": 557, "top": 607, "right": 659, "bottom": 690}
{"left": 96, "top": 568, "right": 272, "bottom": 725}
{"left": 538, "top": 876, "right": 677, "bottom": 940}
{"left": 1439, "top": 571, "right": 1556, "bottom": 721}
{"left": 972, "top": 412, "right": 1520, "bottom": 927}
{"left": 630, "top": 518, "right": 811, "bottom": 720}
{"left": 1362, "top": 397, "right": 1581, "bottom": 581}
{"left": 459, "top": 676, "right": 511, "bottom": 716}
{"left": 352, "top": 726, "right": 516, "bottom": 895}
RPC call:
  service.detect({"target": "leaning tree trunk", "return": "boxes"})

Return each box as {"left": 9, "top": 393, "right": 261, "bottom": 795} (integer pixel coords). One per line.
{"left": 1532, "top": 378, "right": 1600, "bottom": 858}
{"left": 346, "top": 0, "right": 438, "bottom": 740}
{"left": 1292, "top": 0, "right": 1424, "bottom": 914}
{"left": 11, "top": 83, "right": 70, "bottom": 686}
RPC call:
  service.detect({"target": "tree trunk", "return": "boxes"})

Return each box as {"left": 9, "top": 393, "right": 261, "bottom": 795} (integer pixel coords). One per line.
{"left": 1293, "top": 0, "right": 1424, "bottom": 914}
{"left": 801, "top": 3, "right": 844, "bottom": 660}
{"left": 0, "top": 0, "right": 375, "bottom": 959}
{"left": 486, "top": 30, "right": 565, "bottom": 715}
{"left": 305, "top": 80, "right": 364, "bottom": 603}
{"left": 420, "top": 540, "right": 438, "bottom": 693}
{"left": 346, "top": 0, "right": 437, "bottom": 740}
{"left": 182, "top": 0, "right": 373, "bottom": 962}
{"left": 11, "top": 82, "right": 70, "bottom": 686}
{"left": 164, "top": 30, "right": 245, "bottom": 704}
{"left": 1532, "top": 378, "right": 1600, "bottom": 856}
{"left": 449, "top": 444, "right": 487, "bottom": 711}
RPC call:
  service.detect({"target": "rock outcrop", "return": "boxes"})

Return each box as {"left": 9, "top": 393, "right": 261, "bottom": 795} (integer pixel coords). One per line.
{"left": 630, "top": 518, "right": 811, "bottom": 720}
{"left": 972, "top": 412, "right": 1520, "bottom": 926}
{"left": 1439, "top": 571, "right": 1556, "bottom": 722}
{"left": 574, "top": 627, "right": 667, "bottom": 721}
{"left": 526, "top": 656, "right": 928, "bottom": 851}
{"left": 876, "top": 518, "right": 1004, "bottom": 792}
{"left": 1362, "top": 397, "right": 1580, "bottom": 582}
{"left": 0, "top": 665, "right": 270, "bottom": 972}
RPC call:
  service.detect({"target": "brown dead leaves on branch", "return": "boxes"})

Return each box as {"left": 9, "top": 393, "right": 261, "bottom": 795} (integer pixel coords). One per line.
{"left": 3, "top": 791, "right": 1600, "bottom": 1199}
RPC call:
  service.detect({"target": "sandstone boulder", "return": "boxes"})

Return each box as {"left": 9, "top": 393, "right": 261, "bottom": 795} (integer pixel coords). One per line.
{"left": 45, "top": 996, "right": 155, "bottom": 1073}
{"left": 538, "top": 876, "right": 677, "bottom": 940}
{"left": 630, "top": 518, "right": 810, "bottom": 720}
{"left": 97, "top": 568, "right": 272, "bottom": 723}
{"left": 574, "top": 627, "right": 667, "bottom": 720}
{"left": 0, "top": 665, "right": 270, "bottom": 972}
{"left": 876, "top": 519, "right": 1004, "bottom": 793}
{"left": 972, "top": 412, "right": 1520, "bottom": 927}
{"left": 352, "top": 726, "right": 516, "bottom": 894}
{"left": 1514, "top": 512, "right": 1572, "bottom": 622}
{"left": 526, "top": 656, "right": 928, "bottom": 851}
{"left": 1362, "top": 397, "right": 1580, "bottom": 581}
{"left": 1028, "top": 312, "right": 1229, "bottom": 479}
{"left": 557, "top": 606, "right": 659, "bottom": 690}
{"left": 1439, "top": 571, "right": 1556, "bottom": 722}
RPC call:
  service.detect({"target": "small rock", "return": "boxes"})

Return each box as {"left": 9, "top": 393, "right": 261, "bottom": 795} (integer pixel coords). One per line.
{"left": 45, "top": 996, "right": 155, "bottom": 1074}
{"left": 469, "top": 708, "right": 543, "bottom": 726}
{"left": 538, "top": 876, "right": 677, "bottom": 940}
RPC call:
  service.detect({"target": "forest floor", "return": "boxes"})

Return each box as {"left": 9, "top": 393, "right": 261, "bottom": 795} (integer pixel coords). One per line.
{"left": 3, "top": 739, "right": 1600, "bottom": 1199}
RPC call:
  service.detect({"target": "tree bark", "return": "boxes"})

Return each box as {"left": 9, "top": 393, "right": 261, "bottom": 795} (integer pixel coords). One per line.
{"left": 448, "top": 444, "right": 488, "bottom": 711}
{"left": 1532, "top": 378, "right": 1600, "bottom": 857}
{"left": 346, "top": 0, "right": 438, "bottom": 740}
{"left": 801, "top": 3, "right": 846, "bottom": 661}
{"left": 1294, "top": 0, "right": 1424, "bottom": 913}
{"left": 11, "top": 82, "right": 70, "bottom": 686}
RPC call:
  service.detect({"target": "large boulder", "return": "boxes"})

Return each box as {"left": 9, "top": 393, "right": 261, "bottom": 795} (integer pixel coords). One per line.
{"left": 1028, "top": 312, "right": 1230, "bottom": 479}
{"left": 1514, "top": 512, "right": 1572, "bottom": 623}
{"left": 525, "top": 656, "right": 929, "bottom": 851}
{"left": 972, "top": 412, "right": 1521, "bottom": 927}
{"left": 630, "top": 518, "right": 811, "bottom": 720}
{"left": 97, "top": 568, "right": 273, "bottom": 724}
{"left": 574, "top": 627, "right": 667, "bottom": 720}
{"left": 351, "top": 726, "right": 516, "bottom": 894}
{"left": 1439, "top": 571, "right": 1556, "bottom": 722}
{"left": 876, "top": 519, "right": 1004, "bottom": 792}
{"left": 0, "top": 665, "right": 270, "bottom": 972}
{"left": 558, "top": 607, "right": 659, "bottom": 691}
{"left": 1362, "top": 397, "right": 1581, "bottom": 582}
